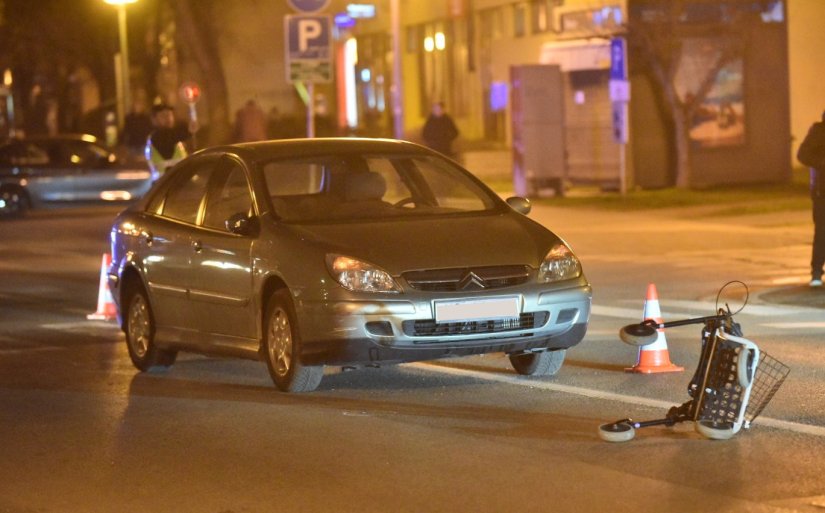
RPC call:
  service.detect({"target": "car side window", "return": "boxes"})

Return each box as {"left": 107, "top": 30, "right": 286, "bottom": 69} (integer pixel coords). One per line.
{"left": 61, "top": 140, "right": 110, "bottom": 167}
{"left": 202, "top": 160, "right": 253, "bottom": 232}
{"left": 0, "top": 143, "right": 49, "bottom": 166}
{"left": 160, "top": 161, "right": 216, "bottom": 225}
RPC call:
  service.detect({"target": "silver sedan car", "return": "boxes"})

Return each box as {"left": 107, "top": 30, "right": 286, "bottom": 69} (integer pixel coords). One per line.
{"left": 108, "top": 138, "right": 591, "bottom": 392}
{"left": 0, "top": 135, "right": 152, "bottom": 217}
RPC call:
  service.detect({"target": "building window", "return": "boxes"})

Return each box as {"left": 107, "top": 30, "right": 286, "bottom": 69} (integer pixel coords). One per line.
{"left": 513, "top": 2, "right": 528, "bottom": 38}
{"left": 479, "top": 7, "right": 504, "bottom": 41}
{"left": 561, "top": 5, "right": 623, "bottom": 35}
{"left": 531, "top": 0, "right": 549, "bottom": 33}
{"left": 413, "top": 18, "right": 470, "bottom": 119}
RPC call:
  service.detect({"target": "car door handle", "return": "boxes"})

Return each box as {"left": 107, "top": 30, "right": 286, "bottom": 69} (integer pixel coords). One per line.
{"left": 140, "top": 231, "right": 153, "bottom": 246}
{"left": 192, "top": 239, "right": 202, "bottom": 253}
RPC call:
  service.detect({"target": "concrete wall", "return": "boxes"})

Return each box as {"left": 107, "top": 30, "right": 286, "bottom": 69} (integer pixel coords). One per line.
{"left": 788, "top": 0, "right": 825, "bottom": 164}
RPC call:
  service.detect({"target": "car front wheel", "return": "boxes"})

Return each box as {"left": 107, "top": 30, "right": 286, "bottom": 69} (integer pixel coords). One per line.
{"left": 264, "top": 289, "right": 323, "bottom": 393}
{"left": 124, "top": 285, "right": 177, "bottom": 371}
{"left": 508, "top": 349, "right": 566, "bottom": 376}
{"left": 0, "top": 186, "right": 29, "bottom": 218}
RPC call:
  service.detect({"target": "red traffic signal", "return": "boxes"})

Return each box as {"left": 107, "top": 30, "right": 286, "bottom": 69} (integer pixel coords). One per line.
{"left": 179, "top": 82, "right": 201, "bottom": 104}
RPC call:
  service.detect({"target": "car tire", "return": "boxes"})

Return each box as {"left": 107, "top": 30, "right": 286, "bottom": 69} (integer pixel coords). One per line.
{"left": 508, "top": 349, "right": 566, "bottom": 376}
{"left": 0, "top": 186, "right": 29, "bottom": 218}
{"left": 124, "top": 285, "right": 177, "bottom": 372}
{"left": 264, "top": 289, "right": 323, "bottom": 393}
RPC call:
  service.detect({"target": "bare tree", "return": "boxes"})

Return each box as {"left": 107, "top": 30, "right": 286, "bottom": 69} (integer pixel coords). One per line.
{"left": 628, "top": 1, "right": 762, "bottom": 187}
{"left": 171, "top": 0, "right": 231, "bottom": 146}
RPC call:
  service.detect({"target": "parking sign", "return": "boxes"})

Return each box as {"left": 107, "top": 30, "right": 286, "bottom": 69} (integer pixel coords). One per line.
{"left": 285, "top": 15, "right": 332, "bottom": 83}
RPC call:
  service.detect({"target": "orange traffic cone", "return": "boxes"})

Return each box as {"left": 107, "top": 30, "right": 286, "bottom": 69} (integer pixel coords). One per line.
{"left": 625, "top": 283, "right": 683, "bottom": 374}
{"left": 87, "top": 253, "right": 117, "bottom": 321}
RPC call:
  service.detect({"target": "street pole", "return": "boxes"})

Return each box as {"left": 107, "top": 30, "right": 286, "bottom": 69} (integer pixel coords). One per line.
{"left": 307, "top": 82, "right": 315, "bottom": 138}
{"left": 390, "top": 0, "right": 404, "bottom": 140}
{"left": 3, "top": 69, "right": 16, "bottom": 138}
{"left": 105, "top": 0, "right": 137, "bottom": 130}
{"left": 116, "top": 3, "right": 131, "bottom": 130}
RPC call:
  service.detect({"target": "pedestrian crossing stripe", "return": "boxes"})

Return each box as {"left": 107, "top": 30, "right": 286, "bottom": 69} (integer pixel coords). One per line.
{"left": 760, "top": 322, "right": 825, "bottom": 329}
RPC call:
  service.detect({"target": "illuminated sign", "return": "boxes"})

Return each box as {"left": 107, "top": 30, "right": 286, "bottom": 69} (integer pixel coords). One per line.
{"left": 335, "top": 13, "right": 356, "bottom": 28}
{"left": 347, "top": 4, "right": 376, "bottom": 18}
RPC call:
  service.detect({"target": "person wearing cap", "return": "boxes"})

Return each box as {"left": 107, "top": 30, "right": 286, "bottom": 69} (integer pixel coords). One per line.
{"left": 797, "top": 110, "right": 825, "bottom": 287}
{"left": 145, "top": 103, "right": 192, "bottom": 181}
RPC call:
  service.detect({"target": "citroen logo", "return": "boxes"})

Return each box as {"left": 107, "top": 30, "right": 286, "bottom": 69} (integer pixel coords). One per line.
{"left": 458, "top": 271, "right": 486, "bottom": 290}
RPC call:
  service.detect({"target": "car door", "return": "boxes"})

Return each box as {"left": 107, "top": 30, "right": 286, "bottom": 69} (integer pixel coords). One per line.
{"left": 141, "top": 155, "right": 219, "bottom": 330}
{"left": 59, "top": 139, "right": 121, "bottom": 200}
{"left": 187, "top": 156, "right": 257, "bottom": 339}
{"left": 34, "top": 140, "right": 86, "bottom": 201}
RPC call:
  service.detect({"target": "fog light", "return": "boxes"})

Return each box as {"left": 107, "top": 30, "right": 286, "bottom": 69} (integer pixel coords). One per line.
{"left": 365, "top": 321, "right": 393, "bottom": 337}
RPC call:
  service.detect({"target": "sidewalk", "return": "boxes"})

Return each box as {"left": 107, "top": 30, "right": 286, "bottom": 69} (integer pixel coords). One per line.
{"left": 757, "top": 285, "right": 825, "bottom": 309}
{"left": 459, "top": 147, "right": 821, "bottom": 308}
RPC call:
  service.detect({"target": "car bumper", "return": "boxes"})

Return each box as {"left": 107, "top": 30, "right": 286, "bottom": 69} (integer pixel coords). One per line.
{"left": 294, "top": 282, "right": 592, "bottom": 366}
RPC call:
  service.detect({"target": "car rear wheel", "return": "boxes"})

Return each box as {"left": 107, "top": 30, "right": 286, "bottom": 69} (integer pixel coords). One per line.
{"left": 264, "top": 289, "right": 323, "bottom": 393}
{"left": 508, "top": 349, "right": 566, "bottom": 376}
{"left": 0, "top": 186, "right": 29, "bottom": 218}
{"left": 124, "top": 286, "right": 177, "bottom": 371}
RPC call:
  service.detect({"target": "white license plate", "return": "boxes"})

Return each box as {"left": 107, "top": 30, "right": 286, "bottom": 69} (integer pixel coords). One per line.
{"left": 434, "top": 297, "right": 520, "bottom": 323}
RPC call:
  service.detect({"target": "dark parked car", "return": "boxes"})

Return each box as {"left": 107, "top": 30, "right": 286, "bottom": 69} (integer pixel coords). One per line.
{"left": 0, "top": 134, "right": 152, "bottom": 217}
{"left": 108, "top": 138, "right": 591, "bottom": 392}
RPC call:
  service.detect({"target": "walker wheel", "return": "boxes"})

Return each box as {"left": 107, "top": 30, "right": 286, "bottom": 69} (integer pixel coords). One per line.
{"left": 695, "top": 420, "right": 736, "bottom": 440}
{"left": 619, "top": 322, "right": 659, "bottom": 346}
{"left": 598, "top": 421, "right": 636, "bottom": 443}
{"left": 737, "top": 348, "right": 757, "bottom": 388}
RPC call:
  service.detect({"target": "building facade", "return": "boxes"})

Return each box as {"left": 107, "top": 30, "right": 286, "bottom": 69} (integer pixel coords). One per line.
{"left": 153, "top": 0, "right": 809, "bottom": 190}
{"left": 339, "top": 0, "right": 792, "bottom": 190}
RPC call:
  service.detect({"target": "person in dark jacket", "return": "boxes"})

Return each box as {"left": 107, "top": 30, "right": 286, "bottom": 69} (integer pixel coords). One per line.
{"left": 145, "top": 103, "right": 191, "bottom": 181}
{"left": 422, "top": 102, "right": 459, "bottom": 158}
{"left": 797, "top": 110, "right": 825, "bottom": 287}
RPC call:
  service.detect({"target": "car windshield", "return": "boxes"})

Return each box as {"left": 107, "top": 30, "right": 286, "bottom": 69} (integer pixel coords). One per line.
{"left": 262, "top": 153, "right": 501, "bottom": 223}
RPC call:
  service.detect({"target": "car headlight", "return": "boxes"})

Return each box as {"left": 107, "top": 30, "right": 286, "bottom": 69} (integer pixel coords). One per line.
{"left": 326, "top": 254, "right": 401, "bottom": 293}
{"left": 538, "top": 243, "right": 581, "bottom": 283}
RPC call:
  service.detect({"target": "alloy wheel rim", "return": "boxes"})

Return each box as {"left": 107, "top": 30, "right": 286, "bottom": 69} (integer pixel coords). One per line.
{"left": 268, "top": 307, "right": 292, "bottom": 377}
{"left": 128, "top": 296, "right": 150, "bottom": 358}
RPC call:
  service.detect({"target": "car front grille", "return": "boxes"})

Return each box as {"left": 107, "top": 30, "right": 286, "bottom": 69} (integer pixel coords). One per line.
{"left": 402, "top": 265, "right": 531, "bottom": 292}
{"left": 402, "top": 311, "right": 549, "bottom": 337}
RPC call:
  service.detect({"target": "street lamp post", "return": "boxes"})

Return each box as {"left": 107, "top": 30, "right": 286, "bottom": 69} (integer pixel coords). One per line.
{"left": 104, "top": 0, "right": 137, "bottom": 130}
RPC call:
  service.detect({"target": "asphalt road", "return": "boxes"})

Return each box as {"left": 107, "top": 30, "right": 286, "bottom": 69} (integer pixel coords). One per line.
{"left": 0, "top": 203, "right": 823, "bottom": 513}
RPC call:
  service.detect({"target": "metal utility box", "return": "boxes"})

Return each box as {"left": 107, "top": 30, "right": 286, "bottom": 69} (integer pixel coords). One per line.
{"left": 510, "top": 64, "right": 566, "bottom": 197}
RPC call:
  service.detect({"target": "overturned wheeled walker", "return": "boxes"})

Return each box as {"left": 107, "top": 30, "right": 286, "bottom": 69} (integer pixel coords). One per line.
{"left": 599, "top": 287, "right": 790, "bottom": 442}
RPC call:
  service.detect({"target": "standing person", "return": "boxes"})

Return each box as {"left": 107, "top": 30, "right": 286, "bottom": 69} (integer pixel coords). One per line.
{"left": 422, "top": 101, "right": 459, "bottom": 158}
{"left": 145, "top": 103, "right": 191, "bottom": 182}
{"left": 25, "top": 84, "right": 49, "bottom": 137}
{"left": 121, "top": 97, "right": 153, "bottom": 162}
{"left": 233, "top": 99, "right": 267, "bottom": 142}
{"left": 797, "top": 110, "right": 825, "bottom": 287}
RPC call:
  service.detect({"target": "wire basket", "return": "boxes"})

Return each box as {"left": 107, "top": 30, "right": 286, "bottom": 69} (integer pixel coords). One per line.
{"left": 696, "top": 340, "right": 747, "bottom": 425}
{"left": 744, "top": 350, "right": 791, "bottom": 424}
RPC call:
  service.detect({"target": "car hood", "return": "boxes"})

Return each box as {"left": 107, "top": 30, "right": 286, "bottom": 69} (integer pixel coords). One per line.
{"left": 284, "top": 211, "right": 563, "bottom": 273}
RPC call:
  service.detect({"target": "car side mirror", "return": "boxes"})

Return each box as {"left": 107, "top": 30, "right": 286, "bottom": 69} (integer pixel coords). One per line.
{"left": 506, "top": 196, "right": 531, "bottom": 215}
{"left": 226, "top": 213, "right": 259, "bottom": 236}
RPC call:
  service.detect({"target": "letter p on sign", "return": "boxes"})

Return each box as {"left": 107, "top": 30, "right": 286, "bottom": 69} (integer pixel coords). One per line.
{"left": 298, "top": 19, "right": 322, "bottom": 52}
